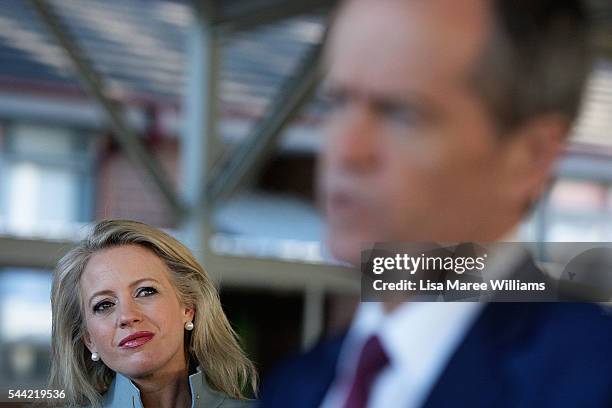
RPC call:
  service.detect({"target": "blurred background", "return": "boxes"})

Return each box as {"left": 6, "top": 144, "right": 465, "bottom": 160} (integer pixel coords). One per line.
{"left": 0, "top": 0, "right": 612, "bottom": 395}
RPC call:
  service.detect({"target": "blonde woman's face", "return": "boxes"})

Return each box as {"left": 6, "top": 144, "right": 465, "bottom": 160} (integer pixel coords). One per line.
{"left": 80, "top": 245, "right": 194, "bottom": 379}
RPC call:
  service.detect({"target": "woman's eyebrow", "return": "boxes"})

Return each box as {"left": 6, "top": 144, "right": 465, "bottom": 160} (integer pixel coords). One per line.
{"left": 88, "top": 289, "right": 114, "bottom": 307}
{"left": 128, "top": 277, "right": 161, "bottom": 288}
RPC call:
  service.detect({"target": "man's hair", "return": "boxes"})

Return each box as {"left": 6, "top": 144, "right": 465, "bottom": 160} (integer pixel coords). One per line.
{"left": 474, "top": 0, "right": 593, "bottom": 132}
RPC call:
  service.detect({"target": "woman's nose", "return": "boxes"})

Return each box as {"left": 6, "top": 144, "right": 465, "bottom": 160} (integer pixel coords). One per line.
{"left": 117, "top": 299, "right": 143, "bottom": 328}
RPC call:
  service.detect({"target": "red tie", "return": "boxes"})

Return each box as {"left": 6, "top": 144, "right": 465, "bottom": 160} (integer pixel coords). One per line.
{"left": 343, "top": 335, "right": 390, "bottom": 408}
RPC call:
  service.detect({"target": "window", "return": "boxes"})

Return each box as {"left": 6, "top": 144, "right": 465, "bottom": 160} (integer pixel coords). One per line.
{"left": 0, "top": 268, "right": 52, "bottom": 388}
{"left": 0, "top": 122, "right": 94, "bottom": 238}
{"left": 546, "top": 179, "right": 609, "bottom": 242}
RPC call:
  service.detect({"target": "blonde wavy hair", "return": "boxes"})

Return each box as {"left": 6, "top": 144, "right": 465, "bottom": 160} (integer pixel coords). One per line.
{"left": 48, "top": 219, "right": 257, "bottom": 407}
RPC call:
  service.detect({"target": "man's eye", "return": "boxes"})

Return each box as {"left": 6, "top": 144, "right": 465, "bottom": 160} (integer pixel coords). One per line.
{"left": 379, "top": 103, "right": 419, "bottom": 126}
{"left": 93, "top": 301, "right": 114, "bottom": 313}
{"left": 137, "top": 287, "right": 158, "bottom": 297}
{"left": 320, "top": 89, "right": 349, "bottom": 111}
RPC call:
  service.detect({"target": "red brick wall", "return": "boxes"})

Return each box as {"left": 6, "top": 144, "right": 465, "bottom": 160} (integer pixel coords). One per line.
{"left": 95, "top": 138, "right": 179, "bottom": 228}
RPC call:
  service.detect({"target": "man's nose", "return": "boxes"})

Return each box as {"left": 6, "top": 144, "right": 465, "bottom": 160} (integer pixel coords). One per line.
{"left": 117, "top": 298, "right": 143, "bottom": 328}
{"left": 326, "top": 105, "right": 379, "bottom": 171}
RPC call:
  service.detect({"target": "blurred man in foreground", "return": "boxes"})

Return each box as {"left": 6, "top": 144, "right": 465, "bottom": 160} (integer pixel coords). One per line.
{"left": 260, "top": 0, "right": 612, "bottom": 407}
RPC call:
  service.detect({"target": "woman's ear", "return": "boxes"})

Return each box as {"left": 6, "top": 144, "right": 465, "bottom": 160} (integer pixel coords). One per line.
{"left": 183, "top": 306, "right": 195, "bottom": 322}
{"left": 82, "top": 331, "right": 95, "bottom": 353}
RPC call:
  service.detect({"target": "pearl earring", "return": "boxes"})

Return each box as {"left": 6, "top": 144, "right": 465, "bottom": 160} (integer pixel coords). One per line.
{"left": 185, "top": 321, "right": 194, "bottom": 331}
{"left": 91, "top": 352, "right": 100, "bottom": 362}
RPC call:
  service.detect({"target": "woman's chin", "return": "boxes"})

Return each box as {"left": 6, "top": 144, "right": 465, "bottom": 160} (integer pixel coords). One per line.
{"left": 111, "top": 356, "right": 161, "bottom": 379}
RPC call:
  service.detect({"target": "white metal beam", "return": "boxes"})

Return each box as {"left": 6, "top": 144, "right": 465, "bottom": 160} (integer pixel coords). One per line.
{"left": 206, "top": 44, "right": 323, "bottom": 207}
{"left": 213, "top": 0, "right": 336, "bottom": 32}
{"left": 0, "top": 236, "right": 72, "bottom": 269}
{"left": 205, "top": 252, "right": 359, "bottom": 293}
{"left": 0, "top": 236, "right": 360, "bottom": 294}
{"left": 27, "top": 0, "right": 187, "bottom": 220}
{"left": 302, "top": 285, "right": 326, "bottom": 350}
{"left": 179, "top": 1, "right": 220, "bottom": 262}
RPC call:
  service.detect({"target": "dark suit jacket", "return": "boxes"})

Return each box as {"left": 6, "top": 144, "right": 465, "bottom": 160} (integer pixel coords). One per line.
{"left": 259, "top": 259, "right": 612, "bottom": 407}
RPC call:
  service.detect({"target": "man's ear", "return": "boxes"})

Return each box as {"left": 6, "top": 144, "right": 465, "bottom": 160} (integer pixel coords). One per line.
{"left": 503, "top": 113, "right": 568, "bottom": 204}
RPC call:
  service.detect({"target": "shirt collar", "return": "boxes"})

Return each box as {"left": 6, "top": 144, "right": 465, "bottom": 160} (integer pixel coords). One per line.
{"left": 340, "top": 302, "right": 483, "bottom": 382}
{"left": 378, "top": 302, "right": 483, "bottom": 370}
{"left": 110, "top": 371, "right": 141, "bottom": 408}
{"left": 108, "top": 365, "right": 221, "bottom": 408}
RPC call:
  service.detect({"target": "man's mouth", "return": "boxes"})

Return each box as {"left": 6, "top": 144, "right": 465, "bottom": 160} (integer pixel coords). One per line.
{"left": 327, "top": 190, "right": 364, "bottom": 219}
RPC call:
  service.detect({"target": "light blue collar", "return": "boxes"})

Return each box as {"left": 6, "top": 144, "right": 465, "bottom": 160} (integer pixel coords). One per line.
{"left": 103, "top": 366, "right": 226, "bottom": 408}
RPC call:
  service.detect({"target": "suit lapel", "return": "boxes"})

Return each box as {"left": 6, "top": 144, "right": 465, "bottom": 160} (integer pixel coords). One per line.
{"left": 298, "top": 335, "right": 346, "bottom": 408}
{"left": 422, "top": 257, "right": 544, "bottom": 408}
{"left": 260, "top": 334, "right": 346, "bottom": 408}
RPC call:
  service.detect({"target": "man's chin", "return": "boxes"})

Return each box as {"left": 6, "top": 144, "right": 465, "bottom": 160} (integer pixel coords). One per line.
{"left": 327, "top": 232, "right": 363, "bottom": 266}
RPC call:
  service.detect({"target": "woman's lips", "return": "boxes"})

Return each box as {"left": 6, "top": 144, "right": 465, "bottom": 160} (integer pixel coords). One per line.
{"left": 118, "top": 332, "right": 154, "bottom": 349}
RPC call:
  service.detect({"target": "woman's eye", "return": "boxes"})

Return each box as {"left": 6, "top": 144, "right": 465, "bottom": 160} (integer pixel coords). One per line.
{"left": 137, "top": 287, "right": 158, "bottom": 297}
{"left": 93, "top": 301, "right": 114, "bottom": 313}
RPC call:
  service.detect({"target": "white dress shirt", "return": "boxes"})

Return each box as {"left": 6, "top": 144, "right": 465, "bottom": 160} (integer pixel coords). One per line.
{"left": 321, "top": 237, "right": 526, "bottom": 408}
{"left": 320, "top": 302, "right": 483, "bottom": 408}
